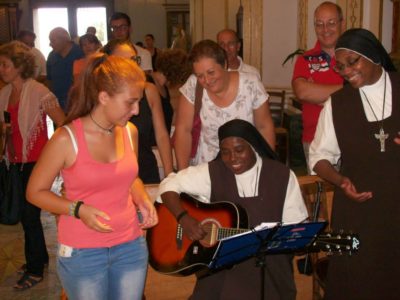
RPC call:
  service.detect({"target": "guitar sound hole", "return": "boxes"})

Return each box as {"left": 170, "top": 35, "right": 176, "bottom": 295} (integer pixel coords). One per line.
{"left": 199, "top": 219, "right": 221, "bottom": 248}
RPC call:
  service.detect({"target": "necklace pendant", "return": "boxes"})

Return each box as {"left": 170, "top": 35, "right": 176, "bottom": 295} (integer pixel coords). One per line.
{"left": 374, "top": 127, "right": 389, "bottom": 152}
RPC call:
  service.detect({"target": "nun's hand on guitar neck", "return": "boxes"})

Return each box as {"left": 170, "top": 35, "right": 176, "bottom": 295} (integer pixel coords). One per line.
{"left": 179, "top": 214, "right": 207, "bottom": 241}
{"left": 394, "top": 132, "right": 400, "bottom": 145}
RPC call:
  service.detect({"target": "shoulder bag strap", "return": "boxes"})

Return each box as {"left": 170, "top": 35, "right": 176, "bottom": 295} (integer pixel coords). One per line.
{"left": 1, "top": 123, "right": 14, "bottom": 159}
{"left": 1, "top": 125, "right": 8, "bottom": 157}
{"left": 194, "top": 80, "right": 203, "bottom": 116}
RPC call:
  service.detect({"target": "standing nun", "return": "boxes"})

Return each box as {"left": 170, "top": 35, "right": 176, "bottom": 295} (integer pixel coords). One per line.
{"left": 309, "top": 28, "right": 399, "bottom": 300}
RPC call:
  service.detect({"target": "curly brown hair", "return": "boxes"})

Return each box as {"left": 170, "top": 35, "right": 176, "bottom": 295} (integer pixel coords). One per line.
{"left": 0, "top": 41, "right": 35, "bottom": 79}
{"left": 155, "top": 48, "right": 191, "bottom": 86}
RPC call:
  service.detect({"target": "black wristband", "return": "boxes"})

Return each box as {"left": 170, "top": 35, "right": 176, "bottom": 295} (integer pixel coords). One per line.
{"left": 176, "top": 210, "right": 188, "bottom": 223}
{"left": 74, "top": 201, "right": 84, "bottom": 219}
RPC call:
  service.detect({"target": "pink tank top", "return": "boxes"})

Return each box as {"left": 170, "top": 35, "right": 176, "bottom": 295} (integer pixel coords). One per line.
{"left": 59, "top": 119, "right": 142, "bottom": 248}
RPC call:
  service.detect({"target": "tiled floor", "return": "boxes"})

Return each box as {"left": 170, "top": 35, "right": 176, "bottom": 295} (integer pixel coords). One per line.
{"left": 0, "top": 213, "right": 312, "bottom": 300}
{"left": 0, "top": 212, "right": 62, "bottom": 300}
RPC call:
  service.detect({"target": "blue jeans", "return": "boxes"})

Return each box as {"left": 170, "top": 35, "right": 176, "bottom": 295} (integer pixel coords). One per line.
{"left": 57, "top": 237, "right": 148, "bottom": 300}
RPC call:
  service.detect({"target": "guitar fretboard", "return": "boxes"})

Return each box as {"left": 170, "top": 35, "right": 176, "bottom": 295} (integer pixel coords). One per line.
{"left": 216, "top": 227, "right": 248, "bottom": 240}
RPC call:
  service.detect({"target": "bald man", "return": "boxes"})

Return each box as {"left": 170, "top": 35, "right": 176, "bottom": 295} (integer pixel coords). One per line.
{"left": 47, "top": 27, "right": 84, "bottom": 111}
{"left": 216, "top": 29, "right": 260, "bottom": 79}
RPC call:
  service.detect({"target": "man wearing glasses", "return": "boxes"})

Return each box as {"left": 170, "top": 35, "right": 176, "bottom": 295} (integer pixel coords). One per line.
{"left": 216, "top": 29, "right": 261, "bottom": 80}
{"left": 292, "top": 1, "right": 344, "bottom": 172}
{"left": 109, "top": 12, "right": 153, "bottom": 73}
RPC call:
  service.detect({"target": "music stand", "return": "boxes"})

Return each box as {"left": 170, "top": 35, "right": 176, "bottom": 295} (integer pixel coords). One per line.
{"left": 208, "top": 221, "right": 327, "bottom": 300}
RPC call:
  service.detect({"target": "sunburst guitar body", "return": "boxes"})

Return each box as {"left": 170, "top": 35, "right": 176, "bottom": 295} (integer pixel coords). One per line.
{"left": 146, "top": 193, "right": 248, "bottom": 276}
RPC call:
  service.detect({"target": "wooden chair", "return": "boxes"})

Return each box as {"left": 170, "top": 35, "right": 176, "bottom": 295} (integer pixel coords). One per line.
{"left": 297, "top": 175, "right": 335, "bottom": 300}
{"left": 290, "top": 96, "right": 303, "bottom": 111}
{"left": 267, "top": 90, "right": 289, "bottom": 165}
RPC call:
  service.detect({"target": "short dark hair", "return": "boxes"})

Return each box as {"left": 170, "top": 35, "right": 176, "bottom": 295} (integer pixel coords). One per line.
{"left": 79, "top": 34, "right": 101, "bottom": 49}
{"left": 189, "top": 39, "right": 227, "bottom": 68}
{"left": 145, "top": 34, "right": 154, "bottom": 40}
{"left": 109, "top": 12, "right": 131, "bottom": 26}
{"left": 16, "top": 29, "right": 36, "bottom": 40}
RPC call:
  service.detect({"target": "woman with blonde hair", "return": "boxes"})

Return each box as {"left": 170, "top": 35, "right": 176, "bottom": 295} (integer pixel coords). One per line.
{"left": 27, "top": 54, "right": 158, "bottom": 299}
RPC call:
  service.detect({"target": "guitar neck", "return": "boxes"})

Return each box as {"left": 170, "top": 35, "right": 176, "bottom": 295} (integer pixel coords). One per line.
{"left": 217, "top": 227, "right": 249, "bottom": 240}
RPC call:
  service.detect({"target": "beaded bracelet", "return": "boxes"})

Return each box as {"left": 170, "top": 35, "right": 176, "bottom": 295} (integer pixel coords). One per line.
{"left": 68, "top": 201, "right": 78, "bottom": 217}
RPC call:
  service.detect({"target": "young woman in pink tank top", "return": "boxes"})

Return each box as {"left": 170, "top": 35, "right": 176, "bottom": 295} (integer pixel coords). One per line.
{"left": 26, "top": 54, "right": 158, "bottom": 300}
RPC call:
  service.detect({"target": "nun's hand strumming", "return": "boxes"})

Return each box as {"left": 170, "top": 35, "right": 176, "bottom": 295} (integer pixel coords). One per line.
{"left": 179, "top": 214, "right": 206, "bottom": 241}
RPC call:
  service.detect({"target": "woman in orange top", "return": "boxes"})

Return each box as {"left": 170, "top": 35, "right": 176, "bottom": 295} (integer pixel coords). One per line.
{"left": 73, "top": 33, "right": 101, "bottom": 81}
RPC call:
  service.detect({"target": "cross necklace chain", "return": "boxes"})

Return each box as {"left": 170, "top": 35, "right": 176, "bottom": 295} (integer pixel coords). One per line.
{"left": 361, "top": 73, "right": 388, "bottom": 152}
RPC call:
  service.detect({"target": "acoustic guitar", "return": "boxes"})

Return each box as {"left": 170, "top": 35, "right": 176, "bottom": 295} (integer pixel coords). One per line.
{"left": 146, "top": 194, "right": 359, "bottom": 276}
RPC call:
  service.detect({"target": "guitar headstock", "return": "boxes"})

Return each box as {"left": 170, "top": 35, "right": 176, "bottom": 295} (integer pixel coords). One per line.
{"left": 310, "top": 231, "right": 360, "bottom": 255}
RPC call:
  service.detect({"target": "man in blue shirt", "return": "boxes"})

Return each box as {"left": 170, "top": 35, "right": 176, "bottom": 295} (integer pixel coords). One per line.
{"left": 47, "top": 27, "right": 83, "bottom": 111}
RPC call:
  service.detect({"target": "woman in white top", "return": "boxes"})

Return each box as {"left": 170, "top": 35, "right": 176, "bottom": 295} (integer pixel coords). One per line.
{"left": 174, "top": 40, "right": 275, "bottom": 170}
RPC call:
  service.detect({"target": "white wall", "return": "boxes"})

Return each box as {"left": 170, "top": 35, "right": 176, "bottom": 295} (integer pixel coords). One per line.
{"left": 190, "top": 0, "right": 240, "bottom": 43}
{"left": 262, "top": 1, "right": 298, "bottom": 88}
{"left": 115, "top": 0, "right": 168, "bottom": 49}
{"left": 18, "top": 0, "right": 31, "bottom": 31}
{"left": 307, "top": 0, "right": 323, "bottom": 48}
{"left": 262, "top": 0, "right": 394, "bottom": 88}
{"left": 381, "top": 0, "right": 393, "bottom": 53}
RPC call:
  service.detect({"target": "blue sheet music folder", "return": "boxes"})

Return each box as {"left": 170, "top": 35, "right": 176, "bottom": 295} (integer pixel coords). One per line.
{"left": 209, "top": 221, "right": 326, "bottom": 270}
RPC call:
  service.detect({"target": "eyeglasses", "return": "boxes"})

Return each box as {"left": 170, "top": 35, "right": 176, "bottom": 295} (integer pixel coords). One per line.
{"left": 131, "top": 55, "right": 142, "bottom": 66}
{"left": 111, "top": 24, "right": 129, "bottom": 32}
{"left": 314, "top": 19, "right": 340, "bottom": 30}
{"left": 333, "top": 55, "right": 362, "bottom": 73}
